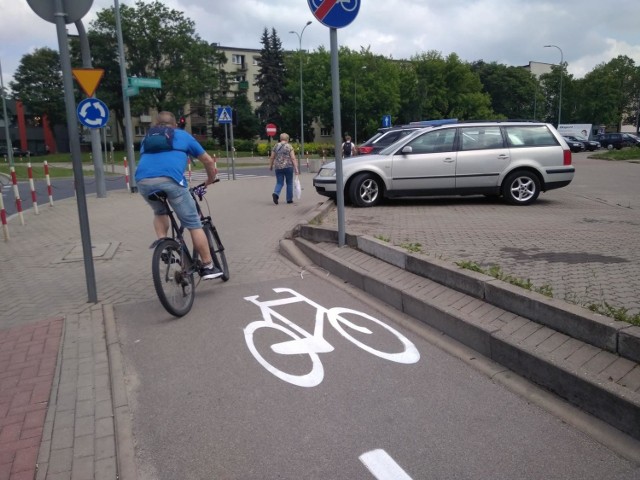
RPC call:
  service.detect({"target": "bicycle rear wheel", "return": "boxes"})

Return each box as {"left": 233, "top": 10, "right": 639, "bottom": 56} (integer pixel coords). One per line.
{"left": 204, "top": 224, "right": 230, "bottom": 281}
{"left": 152, "top": 238, "right": 195, "bottom": 317}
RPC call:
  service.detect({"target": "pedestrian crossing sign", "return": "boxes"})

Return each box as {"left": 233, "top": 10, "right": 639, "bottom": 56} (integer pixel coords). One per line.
{"left": 217, "top": 106, "right": 232, "bottom": 124}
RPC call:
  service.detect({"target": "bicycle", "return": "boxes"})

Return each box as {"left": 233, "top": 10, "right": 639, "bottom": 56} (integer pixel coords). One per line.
{"left": 243, "top": 287, "right": 420, "bottom": 387}
{"left": 148, "top": 181, "right": 229, "bottom": 317}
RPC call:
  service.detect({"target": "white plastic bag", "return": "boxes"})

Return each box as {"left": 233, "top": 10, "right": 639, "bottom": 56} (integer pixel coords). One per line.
{"left": 294, "top": 175, "right": 302, "bottom": 200}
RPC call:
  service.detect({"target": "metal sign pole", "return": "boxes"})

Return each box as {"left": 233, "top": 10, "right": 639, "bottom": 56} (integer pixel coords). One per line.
{"left": 0, "top": 59, "right": 15, "bottom": 168}
{"left": 230, "top": 120, "right": 236, "bottom": 181}
{"left": 75, "top": 20, "right": 106, "bottom": 198}
{"left": 114, "top": 0, "right": 137, "bottom": 192}
{"left": 54, "top": 0, "right": 97, "bottom": 302}
{"left": 330, "top": 28, "right": 345, "bottom": 247}
{"left": 224, "top": 123, "right": 230, "bottom": 178}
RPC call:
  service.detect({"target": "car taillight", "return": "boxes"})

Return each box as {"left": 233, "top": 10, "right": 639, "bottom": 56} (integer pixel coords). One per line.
{"left": 358, "top": 146, "right": 373, "bottom": 154}
{"left": 563, "top": 149, "right": 572, "bottom": 165}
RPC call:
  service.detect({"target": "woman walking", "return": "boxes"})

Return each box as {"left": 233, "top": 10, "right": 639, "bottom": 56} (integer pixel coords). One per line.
{"left": 269, "top": 133, "right": 299, "bottom": 204}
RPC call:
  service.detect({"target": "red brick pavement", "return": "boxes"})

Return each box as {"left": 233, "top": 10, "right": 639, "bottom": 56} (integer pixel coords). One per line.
{"left": 0, "top": 318, "right": 62, "bottom": 480}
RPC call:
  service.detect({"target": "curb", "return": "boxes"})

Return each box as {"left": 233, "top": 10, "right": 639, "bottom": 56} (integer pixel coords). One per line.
{"left": 104, "top": 303, "right": 138, "bottom": 480}
{"left": 298, "top": 225, "right": 640, "bottom": 364}
{"left": 288, "top": 225, "right": 640, "bottom": 443}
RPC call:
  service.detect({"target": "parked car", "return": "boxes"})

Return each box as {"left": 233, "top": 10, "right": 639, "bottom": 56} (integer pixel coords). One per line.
{"left": 594, "top": 132, "right": 633, "bottom": 150}
{"left": 623, "top": 133, "right": 640, "bottom": 147}
{"left": 313, "top": 121, "right": 575, "bottom": 207}
{"left": 562, "top": 136, "right": 586, "bottom": 153}
{"left": 563, "top": 134, "right": 600, "bottom": 151}
{"left": 0, "top": 146, "right": 31, "bottom": 158}
{"left": 357, "top": 125, "right": 422, "bottom": 155}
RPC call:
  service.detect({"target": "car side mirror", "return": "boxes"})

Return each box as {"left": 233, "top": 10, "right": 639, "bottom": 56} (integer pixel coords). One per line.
{"left": 401, "top": 146, "right": 413, "bottom": 154}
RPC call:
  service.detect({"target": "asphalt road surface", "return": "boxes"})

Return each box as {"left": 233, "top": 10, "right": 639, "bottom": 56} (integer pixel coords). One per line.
{"left": 115, "top": 273, "right": 637, "bottom": 480}
{"left": 110, "top": 155, "right": 639, "bottom": 479}
{"left": 1, "top": 166, "right": 269, "bottom": 216}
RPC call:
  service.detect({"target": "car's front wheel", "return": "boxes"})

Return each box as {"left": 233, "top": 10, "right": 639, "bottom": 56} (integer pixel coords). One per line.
{"left": 348, "top": 173, "right": 383, "bottom": 207}
{"left": 502, "top": 171, "right": 540, "bottom": 206}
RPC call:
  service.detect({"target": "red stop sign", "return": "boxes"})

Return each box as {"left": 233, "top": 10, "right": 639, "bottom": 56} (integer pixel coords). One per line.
{"left": 266, "top": 123, "right": 277, "bottom": 137}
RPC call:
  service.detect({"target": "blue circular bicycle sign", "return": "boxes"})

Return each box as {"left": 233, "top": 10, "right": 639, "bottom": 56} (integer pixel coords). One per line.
{"left": 308, "top": 0, "right": 360, "bottom": 29}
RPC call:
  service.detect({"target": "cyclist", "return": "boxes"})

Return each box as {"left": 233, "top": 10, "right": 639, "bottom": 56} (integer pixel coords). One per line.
{"left": 136, "top": 111, "right": 222, "bottom": 279}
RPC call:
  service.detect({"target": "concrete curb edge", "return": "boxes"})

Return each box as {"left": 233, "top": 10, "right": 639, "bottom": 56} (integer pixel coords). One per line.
{"left": 290, "top": 231, "right": 640, "bottom": 442}
{"left": 104, "top": 303, "right": 138, "bottom": 480}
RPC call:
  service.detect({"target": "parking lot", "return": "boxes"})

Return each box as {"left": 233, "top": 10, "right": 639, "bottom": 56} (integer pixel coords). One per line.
{"left": 319, "top": 151, "right": 640, "bottom": 316}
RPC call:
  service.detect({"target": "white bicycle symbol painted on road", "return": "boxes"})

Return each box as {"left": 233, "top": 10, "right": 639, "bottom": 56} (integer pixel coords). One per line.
{"left": 243, "top": 288, "right": 420, "bottom": 387}
{"left": 312, "top": 0, "right": 359, "bottom": 12}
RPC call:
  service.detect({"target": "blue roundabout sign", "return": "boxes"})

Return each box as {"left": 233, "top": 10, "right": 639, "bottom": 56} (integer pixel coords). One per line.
{"left": 77, "top": 98, "right": 110, "bottom": 129}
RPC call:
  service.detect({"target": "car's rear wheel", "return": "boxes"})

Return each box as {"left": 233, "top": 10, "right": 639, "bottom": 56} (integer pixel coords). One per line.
{"left": 502, "top": 171, "right": 540, "bottom": 206}
{"left": 607, "top": 143, "right": 614, "bottom": 150}
{"left": 348, "top": 173, "right": 383, "bottom": 207}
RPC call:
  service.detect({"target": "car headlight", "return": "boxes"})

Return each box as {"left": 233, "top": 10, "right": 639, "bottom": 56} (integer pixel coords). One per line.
{"left": 317, "top": 168, "right": 336, "bottom": 177}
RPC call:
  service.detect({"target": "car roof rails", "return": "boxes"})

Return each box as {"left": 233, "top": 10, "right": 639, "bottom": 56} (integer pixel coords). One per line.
{"left": 408, "top": 118, "right": 458, "bottom": 127}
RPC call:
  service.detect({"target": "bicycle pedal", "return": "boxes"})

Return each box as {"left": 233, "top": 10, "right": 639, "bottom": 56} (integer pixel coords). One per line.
{"left": 161, "top": 252, "right": 181, "bottom": 265}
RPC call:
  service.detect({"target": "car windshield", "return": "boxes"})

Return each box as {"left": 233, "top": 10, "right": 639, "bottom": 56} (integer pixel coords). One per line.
{"left": 572, "top": 135, "right": 588, "bottom": 141}
{"left": 378, "top": 127, "right": 432, "bottom": 155}
{"left": 360, "top": 131, "right": 384, "bottom": 146}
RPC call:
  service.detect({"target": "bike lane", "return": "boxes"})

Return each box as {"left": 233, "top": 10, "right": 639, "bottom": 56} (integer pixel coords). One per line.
{"left": 113, "top": 273, "right": 637, "bottom": 480}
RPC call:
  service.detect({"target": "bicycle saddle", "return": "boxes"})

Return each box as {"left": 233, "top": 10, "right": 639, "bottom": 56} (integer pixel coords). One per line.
{"left": 147, "top": 190, "right": 168, "bottom": 201}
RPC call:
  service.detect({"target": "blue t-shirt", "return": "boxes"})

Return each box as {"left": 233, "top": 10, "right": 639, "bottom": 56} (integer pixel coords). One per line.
{"left": 135, "top": 128, "right": 206, "bottom": 187}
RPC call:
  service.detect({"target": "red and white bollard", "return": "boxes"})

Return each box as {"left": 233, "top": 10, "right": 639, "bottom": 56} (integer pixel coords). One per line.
{"left": 9, "top": 166, "right": 24, "bottom": 225}
{"left": 123, "top": 157, "right": 130, "bottom": 192}
{"left": 27, "top": 162, "right": 39, "bottom": 215}
{"left": 43, "top": 160, "right": 54, "bottom": 206}
{"left": 0, "top": 189, "right": 9, "bottom": 241}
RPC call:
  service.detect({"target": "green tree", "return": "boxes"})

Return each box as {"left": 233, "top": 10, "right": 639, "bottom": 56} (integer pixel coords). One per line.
{"left": 231, "top": 92, "right": 261, "bottom": 139}
{"left": 255, "top": 28, "right": 287, "bottom": 133}
{"left": 9, "top": 47, "right": 65, "bottom": 130}
{"left": 340, "top": 47, "right": 402, "bottom": 143}
{"left": 410, "top": 51, "right": 493, "bottom": 121}
{"left": 87, "top": 0, "right": 223, "bottom": 140}
{"left": 297, "top": 46, "right": 332, "bottom": 137}
{"left": 472, "top": 61, "right": 538, "bottom": 120}
{"left": 574, "top": 55, "right": 638, "bottom": 130}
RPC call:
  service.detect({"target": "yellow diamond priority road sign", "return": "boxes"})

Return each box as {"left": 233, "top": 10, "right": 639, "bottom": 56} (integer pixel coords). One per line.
{"left": 72, "top": 68, "right": 105, "bottom": 97}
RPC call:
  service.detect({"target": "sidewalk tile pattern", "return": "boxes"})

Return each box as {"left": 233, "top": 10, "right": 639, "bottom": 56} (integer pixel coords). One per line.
{"left": 0, "top": 318, "right": 62, "bottom": 480}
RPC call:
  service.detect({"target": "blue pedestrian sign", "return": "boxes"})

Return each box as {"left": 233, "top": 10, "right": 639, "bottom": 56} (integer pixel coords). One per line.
{"left": 308, "top": 0, "right": 360, "bottom": 29}
{"left": 77, "top": 98, "right": 109, "bottom": 129}
{"left": 217, "top": 106, "right": 233, "bottom": 124}
{"left": 382, "top": 115, "right": 392, "bottom": 128}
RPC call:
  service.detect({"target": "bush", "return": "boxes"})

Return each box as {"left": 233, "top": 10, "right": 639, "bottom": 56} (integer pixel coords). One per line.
{"left": 234, "top": 139, "right": 256, "bottom": 152}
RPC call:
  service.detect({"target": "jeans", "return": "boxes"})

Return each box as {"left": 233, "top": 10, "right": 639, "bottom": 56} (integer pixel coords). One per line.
{"left": 274, "top": 167, "right": 294, "bottom": 202}
{"left": 137, "top": 177, "right": 202, "bottom": 229}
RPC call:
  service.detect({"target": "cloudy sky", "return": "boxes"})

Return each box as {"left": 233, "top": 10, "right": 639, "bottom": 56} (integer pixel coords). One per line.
{"left": 2, "top": 0, "right": 640, "bottom": 88}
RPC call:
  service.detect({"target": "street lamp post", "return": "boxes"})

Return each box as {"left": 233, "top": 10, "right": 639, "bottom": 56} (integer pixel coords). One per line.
{"left": 544, "top": 44, "right": 563, "bottom": 126}
{"left": 290, "top": 21, "right": 312, "bottom": 161}
{"left": 354, "top": 66, "right": 366, "bottom": 145}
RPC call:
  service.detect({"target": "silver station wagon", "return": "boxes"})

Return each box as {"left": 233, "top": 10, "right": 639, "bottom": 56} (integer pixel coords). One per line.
{"left": 313, "top": 121, "right": 575, "bottom": 207}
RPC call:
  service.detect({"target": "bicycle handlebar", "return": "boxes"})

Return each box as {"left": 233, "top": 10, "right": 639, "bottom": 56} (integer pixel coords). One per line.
{"left": 190, "top": 178, "right": 220, "bottom": 201}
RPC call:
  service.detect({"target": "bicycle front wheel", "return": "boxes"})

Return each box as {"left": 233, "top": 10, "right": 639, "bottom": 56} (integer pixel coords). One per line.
{"left": 204, "top": 224, "right": 229, "bottom": 281}
{"left": 327, "top": 307, "right": 420, "bottom": 364}
{"left": 152, "top": 238, "right": 195, "bottom": 317}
